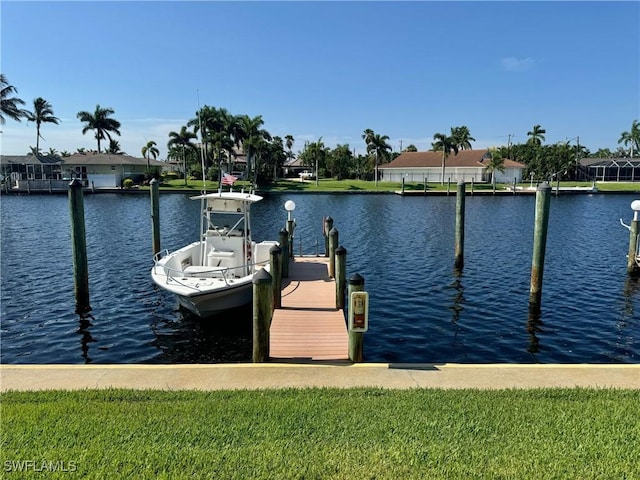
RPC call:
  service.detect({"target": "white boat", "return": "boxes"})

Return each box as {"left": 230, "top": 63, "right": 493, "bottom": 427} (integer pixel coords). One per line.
{"left": 151, "top": 190, "right": 278, "bottom": 317}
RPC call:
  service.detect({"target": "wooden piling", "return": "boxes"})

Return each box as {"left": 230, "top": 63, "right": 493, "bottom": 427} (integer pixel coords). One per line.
{"left": 324, "top": 216, "right": 333, "bottom": 256}
{"left": 287, "top": 219, "right": 295, "bottom": 259}
{"left": 529, "top": 182, "right": 551, "bottom": 312}
{"left": 627, "top": 201, "right": 640, "bottom": 275}
{"left": 513, "top": 177, "right": 517, "bottom": 196}
{"left": 335, "top": 246, "right": 347, "bottom": 309}
{"left": 270, "top": 244, "right": 282, "bottom": 309}
{"left": 348, "top": 273, "right": 365, "bottom": 362}
{"left": 447, "top": 178, "right": 451, "bottom": 195}
{"left": 401, "top": 177, "right": 405, "bottom": 195}
{"left": 455, "top": 181, "right": 465, "bottom": 271}
{"left": 68, "top": 179, "right": 91, "bottom": 313}
{"left": 328, "top": 227, "right": 338, "bottom": 278}
{"left": 150, "top": 178, "right": 161, "bottom": 255}
{"left": 252, "top": 268, "right": 273, "bottom": 362}
{"left": 279, "top": 228, "right": 289, "bottom": 278}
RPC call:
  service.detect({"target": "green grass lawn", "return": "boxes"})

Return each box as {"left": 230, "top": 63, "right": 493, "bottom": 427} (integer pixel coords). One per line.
{"left": 2, "top": 388, "right": 639, "bottom": 479}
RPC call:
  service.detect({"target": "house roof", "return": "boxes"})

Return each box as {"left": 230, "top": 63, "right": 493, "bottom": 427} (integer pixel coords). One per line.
{"left": 1, "top": 153, "right": 166, "bottom": 167}
{"left": 379, "top": 149, "right": 525, "bottom": 169}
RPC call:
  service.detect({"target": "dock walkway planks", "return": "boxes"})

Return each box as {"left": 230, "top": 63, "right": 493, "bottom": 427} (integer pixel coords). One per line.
{"left": 269, "top": 256, "right": 349, "bottom": 361}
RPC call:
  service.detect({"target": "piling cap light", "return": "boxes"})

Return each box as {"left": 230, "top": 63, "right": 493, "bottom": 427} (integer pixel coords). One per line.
{"left": 285, "top": 200, "right": 296, "bottom": 221}
{"left": 632, "top": 200, "right": 640, "bottom": 212}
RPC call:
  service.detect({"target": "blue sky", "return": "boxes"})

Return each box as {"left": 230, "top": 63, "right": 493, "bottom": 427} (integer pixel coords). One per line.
{"left": 2, "top": 1, "right": 639, "bottom": 159}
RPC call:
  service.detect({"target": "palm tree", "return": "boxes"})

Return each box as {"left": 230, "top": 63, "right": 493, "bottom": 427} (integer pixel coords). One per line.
{"left": 618, "top": 120, "right": 640, "bottom": 158}
{"left": 450, "top": 126, "right": 475, "bottom": 151}
{"left": 27, "top": 97, "right": 60, "bottom": 151}
{"left": 105, "top": 139, "right": 124, "bottom": 154}
{"left": 1, "top": 74, "right": 29, "bottom": 125}
{"left": 485, "top": 147, "right": 506, "bottom": 188}
{"left": 168, "top": 126, "right": 197, "bottom": 186}
{"left": 285, "top": 134, "right": 295, "bottom": 163}
{"left": 77, "top": 105, "right": 121, "bottom": 153}
{"left": 142, "top": 140, "right": 159, "bottom": 171}
{"left": 432, "top": 132, "right": 459, "bottom": 184}
{"left": 362, "top": 129, "right": 391, "bottom": 186}
{"left": 239, "top": 114, "right": 271, "bottom": 184}
{"left": 527, "top": 124, "right": 546, "bottom": 146}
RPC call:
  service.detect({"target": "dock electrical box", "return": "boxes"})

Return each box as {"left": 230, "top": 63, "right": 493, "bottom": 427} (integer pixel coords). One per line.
{"left": 348, "top": 291, "right": 369, "bottom": 332}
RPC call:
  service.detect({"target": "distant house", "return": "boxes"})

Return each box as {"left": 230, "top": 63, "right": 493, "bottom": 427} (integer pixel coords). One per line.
{"left": 378, "top": 149, "right": 526, "bottom": 183}
{"left": 1, "top": 153, "right": 169, "bottom": 190}
{"left": 579, "top": 157, "right": 640, "bottom": 182}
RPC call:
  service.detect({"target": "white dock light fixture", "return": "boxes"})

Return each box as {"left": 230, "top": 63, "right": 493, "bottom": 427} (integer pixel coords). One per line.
{"left": 631, "top": 200, "right": 640, "bottom": 221}
{"left": 285, "top": 200, "right": 296, "bottom": 221}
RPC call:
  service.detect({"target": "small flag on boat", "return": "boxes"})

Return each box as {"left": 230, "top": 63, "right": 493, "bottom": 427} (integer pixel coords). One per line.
{"left": 222, "top": 171, "right": 238, "bottom": 186}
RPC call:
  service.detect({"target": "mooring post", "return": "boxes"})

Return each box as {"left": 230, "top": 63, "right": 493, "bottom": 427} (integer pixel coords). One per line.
{"left": 68, "top": 179, "right": 91, "bottom": 313}
{"left": 150, "top": 178, "right": 161, "bottom": 255}
{"left": 348, "top": 273, "right": 365, "bottom": 362}
{"left": 447, "top": 177, "right": 451, "bottom": 196}
{"left": 253, "top": 268, "right": 273, "bottom": 362}
{"left": 513, "top": 177, "right": 517, "bottom": 196}
{"left": 270, "top": 244, "right": 282, "bottom": 309}
{"left": 324, "top": 216, "right": 333, "bottom": 256}
{"left": 470, "top": 177, "right": 474, "bottom": 196}
{"left": 455, "top": 181, "right": 466, "bottom": 271}
{"left": 279, "top": 228, "right": 289, "bottom": 278}
{"left": 328, "top": 227, "right": 338, "bottom": 278}
{"left": 287, "top": 219, "right": 295, "bottom": 259}
{"left": 424, "top": 177, "right": 427, "bottom": 195}
{"left": 401, "top": 177, "right": 405, "bottom": 195}
{"left": 626, "top": 200, "right": 640, "bottom": 275}
{"left": 529, "top": 182, "right": 552, "bottom": 312}
{"left": 335, "top": 246, "right": 347, "bottom": 309}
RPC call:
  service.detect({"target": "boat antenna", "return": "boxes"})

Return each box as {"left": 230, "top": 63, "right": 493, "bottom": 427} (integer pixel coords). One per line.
{"left": 197, "top": 90, "right": 207, "bottom": 195}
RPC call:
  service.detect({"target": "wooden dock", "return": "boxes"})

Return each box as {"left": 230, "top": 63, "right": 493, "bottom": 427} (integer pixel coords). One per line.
{"left": 269, "top": 256, "right": 349, "bottom": 361}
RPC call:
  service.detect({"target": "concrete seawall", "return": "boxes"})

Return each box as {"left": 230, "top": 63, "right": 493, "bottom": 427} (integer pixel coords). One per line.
{"left": 2, "top": 364, "right": 638, "bottom": 391}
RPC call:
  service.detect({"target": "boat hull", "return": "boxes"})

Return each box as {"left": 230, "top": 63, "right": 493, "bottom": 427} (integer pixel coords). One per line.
{"left": 175, "top": 279, "right": 253, "bottom": 317}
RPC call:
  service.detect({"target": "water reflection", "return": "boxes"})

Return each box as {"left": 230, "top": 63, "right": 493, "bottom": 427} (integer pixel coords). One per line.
{"left": 527, "top": 310, "right": 543, "bottom": 355}
{"left": 449, "top": 271, "right": 465, "bottom": 325}
{"left": 76, "top": 313, "right": 96, "bottom": 364}
{"left": 621, "top": 276, "right": 640, "bottom": 325}
{"left": 150, "top": 305, "right": 252, "bottom": 363}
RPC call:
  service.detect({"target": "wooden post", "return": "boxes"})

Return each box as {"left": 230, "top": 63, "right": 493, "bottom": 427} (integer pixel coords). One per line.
{"left": 26, "top": 180, "right": 31, "bottom": 194}
{"left": 627, "top": 201, "right": 640, "bottom": 275}
{"left": 529, "top": 182, "right": 552, "bottom": 312}
{"left": 68, "top": 179, "right": 91, "bottom": 313}
{"left": 335, "top": 246, "right": 347, "bottom": 309}
{"left": 401, "top": 177, "right": 405, "bottom": 195}
{"left": 513, "top": 177, "right": 517, "bottom": 196}
{"left": 348, "top": 273, "right": 365, "bottom": 362}
{"left": 324, "top": 216, "right": 333, "bottom": 256}
{"left": 270, "top": 244, "right": 282, "bottom": 309}
{"left": 287, "top": 219, "right": 295, "bottom": 259}
{"left": 279, "top": 228, "right": 289, "bottom": 278}
{"left": 328, "top": 227, "right": 338, "bottom": 278}
{"left": 150, "top": 178, "right": 161, "bottom": 255}
{"left": 252, "top": 268, "right": 273, "bottom": 362}
{"left": 423, "top": 177, "right": 427, "bottom": 195}
{"left": 447, "top": 177, "right": 451, "bottom": 195}
{"left": 455, "top": 181, "right": 465, "bottom": 271}
{"left": 470, "top": 177, "right": 474, "bottom": 196}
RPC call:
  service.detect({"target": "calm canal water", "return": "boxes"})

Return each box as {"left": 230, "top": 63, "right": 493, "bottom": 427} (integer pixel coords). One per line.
{"left": 1, "top": 191, "right": 639, "bottom": 364}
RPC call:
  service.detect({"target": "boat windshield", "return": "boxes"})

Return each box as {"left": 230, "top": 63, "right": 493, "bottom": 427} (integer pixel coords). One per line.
{"left": 206, "top": 211, "right": 247, "bottom": 236}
